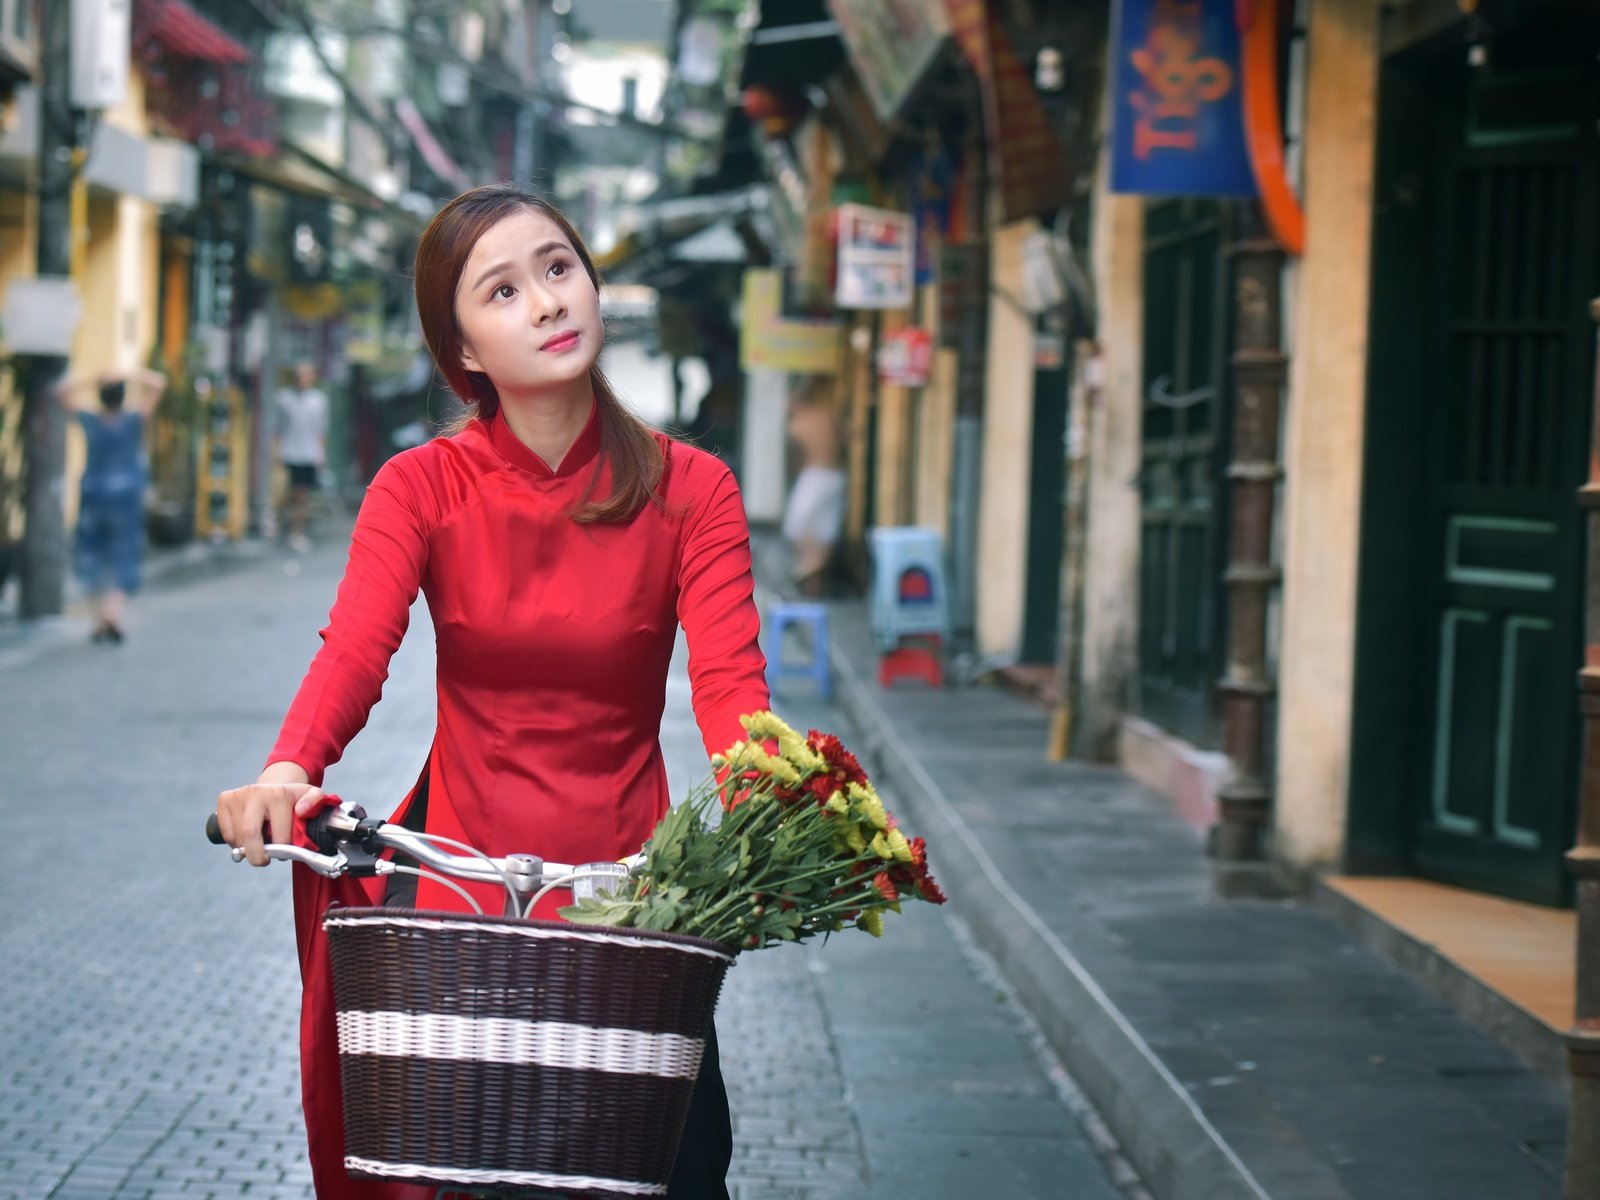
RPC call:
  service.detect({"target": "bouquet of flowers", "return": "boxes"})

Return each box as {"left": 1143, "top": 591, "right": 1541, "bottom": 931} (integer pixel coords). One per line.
{"left": 560, "top": 711, "right": 945, "bottom": 950}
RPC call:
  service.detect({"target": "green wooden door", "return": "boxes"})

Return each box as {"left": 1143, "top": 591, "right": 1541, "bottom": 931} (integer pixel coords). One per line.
{"left": 1137, "top": 199, "right": 1232, "bottom": 745}
{"left": 1402, "top": 37, "right": 1600, "bottom": 904}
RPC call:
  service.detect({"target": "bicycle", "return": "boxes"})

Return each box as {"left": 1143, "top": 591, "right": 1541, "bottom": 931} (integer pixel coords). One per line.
{"left": 207, "top": 800, "right": 734, "bottom": 1200}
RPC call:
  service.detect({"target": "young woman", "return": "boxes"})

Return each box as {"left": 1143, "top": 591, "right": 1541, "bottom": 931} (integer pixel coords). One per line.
{"left": 56, "top": 367, "right": 167, "bottom": 643}
{"left": 215, "top": 184, "right": 770, "bottom": 1199}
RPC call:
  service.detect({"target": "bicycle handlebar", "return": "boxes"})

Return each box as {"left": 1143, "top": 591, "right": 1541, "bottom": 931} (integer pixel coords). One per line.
{"left": 205, "top": 800, "right": 641, "bottom": 917}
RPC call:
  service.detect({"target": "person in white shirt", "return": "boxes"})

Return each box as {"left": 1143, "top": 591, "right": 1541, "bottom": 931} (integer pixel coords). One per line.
{"left": 274, "top": 362, "right": 328, "bottom": 550}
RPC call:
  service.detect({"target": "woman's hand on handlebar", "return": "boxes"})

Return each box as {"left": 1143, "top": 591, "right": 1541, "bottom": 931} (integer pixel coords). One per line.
{"left": 215, "top": 761, "right": 333, "bottom": 866}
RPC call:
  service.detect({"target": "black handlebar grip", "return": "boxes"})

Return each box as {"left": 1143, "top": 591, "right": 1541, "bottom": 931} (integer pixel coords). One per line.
{"left": 306, "top": 807, "right": 338, "bottom": 855}
{"left": 206, "top": 813, "right": 225, "bottom": 845}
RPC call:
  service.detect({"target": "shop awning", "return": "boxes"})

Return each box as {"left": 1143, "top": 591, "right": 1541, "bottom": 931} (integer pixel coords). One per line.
{"left": 137, "top": 0, "right": 250, "bottom": 65}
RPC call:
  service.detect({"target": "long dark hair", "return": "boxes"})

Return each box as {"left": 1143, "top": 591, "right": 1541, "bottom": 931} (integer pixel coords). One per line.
{"left": 414, "top": 183, "right": 663, "bottom": 523}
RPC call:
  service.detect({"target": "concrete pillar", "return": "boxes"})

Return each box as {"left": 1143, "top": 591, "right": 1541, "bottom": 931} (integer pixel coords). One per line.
{"left": 1077, "top": 154, "right": 1144, "bottom": 759}
{"left": 1274, "top": 0, "right": 1380, "bottom": 869}
{"left": 976, "top": 216, "right": 1037, "bottom": 660}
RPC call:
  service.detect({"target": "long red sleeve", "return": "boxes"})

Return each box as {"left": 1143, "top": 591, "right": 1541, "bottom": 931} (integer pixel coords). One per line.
{"left": 268, "top": 463, "right": 430, "bottom": 783}
{"left": 677, "top": 456, "right": 771, "bottom": 759}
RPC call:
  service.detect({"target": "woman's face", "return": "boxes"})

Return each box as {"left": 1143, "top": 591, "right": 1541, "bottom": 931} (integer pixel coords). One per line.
{"left": 454, "top": 208, "right": 602, "bottom": 401}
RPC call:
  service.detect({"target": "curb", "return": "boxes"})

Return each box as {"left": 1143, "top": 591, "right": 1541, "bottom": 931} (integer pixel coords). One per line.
{"left": 823, "top": 630, "right": 1353, "bottom": 1200}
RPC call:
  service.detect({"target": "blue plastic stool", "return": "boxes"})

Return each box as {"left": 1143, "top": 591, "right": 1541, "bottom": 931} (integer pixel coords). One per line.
{"left": 766, "top": 601, "right": 832, "bottom": 700}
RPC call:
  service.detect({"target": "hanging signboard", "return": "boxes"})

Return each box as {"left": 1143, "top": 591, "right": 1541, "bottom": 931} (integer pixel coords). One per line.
{"left": 1108, "top": 0, "right": 1257, "bottom": 196}
{"left": 834, "top": 204, "right": 914, "bottom": 311}
{"left": 826, "top": 0, "right": 950, "bottom": 122}
{"left": 739, "top": 269, "right": 841, "bottom": 373}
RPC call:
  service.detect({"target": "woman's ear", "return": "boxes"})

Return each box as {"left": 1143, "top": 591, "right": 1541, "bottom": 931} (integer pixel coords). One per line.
{"left": 460, "top": 342, "right": 482, "bottom": 374}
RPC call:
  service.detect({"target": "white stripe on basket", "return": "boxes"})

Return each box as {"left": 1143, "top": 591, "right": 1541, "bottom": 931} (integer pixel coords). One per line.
{"left": 345, "top": 1155, "right": 667, "bottom": 1196}
{"left": 336, "top": 1010, "right": 707, "bottom": 1077}
{"left": 322, "top": 912, "right": 735, "bottom": 963}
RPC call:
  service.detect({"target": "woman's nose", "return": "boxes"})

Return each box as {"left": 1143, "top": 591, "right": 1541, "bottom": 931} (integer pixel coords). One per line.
{"left": 530, "top": 287, "right": 567, "bottom": 323}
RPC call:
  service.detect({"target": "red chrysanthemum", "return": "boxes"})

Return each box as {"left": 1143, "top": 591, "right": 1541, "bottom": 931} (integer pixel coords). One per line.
{"left": 887, "top": 844, "right": 946, "bottom": 905}
{"left": 805, "top": 775, "right": 837, "bottom": 807}
{"left": 807, "top": 731, "right": 868, "bottom": 786}
{"left": 872, "top": 871, "right": 899, "bottom": 903}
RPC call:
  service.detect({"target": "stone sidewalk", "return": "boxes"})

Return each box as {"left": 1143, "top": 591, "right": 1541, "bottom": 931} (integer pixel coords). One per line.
{"left": 0, "top": 528, "right": 1134, "bottom": 1200}
{"left": 768, "top": 555, "right": 1569, "bottom": 1200}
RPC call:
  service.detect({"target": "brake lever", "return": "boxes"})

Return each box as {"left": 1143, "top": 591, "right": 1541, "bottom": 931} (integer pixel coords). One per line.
{"left": 230, "top": 843, "right": 349, "bottom": 875}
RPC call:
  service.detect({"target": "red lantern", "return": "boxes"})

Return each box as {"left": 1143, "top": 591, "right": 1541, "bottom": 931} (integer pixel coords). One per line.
{"left": 740, "top": 86, "right": 805, "bottom": 136}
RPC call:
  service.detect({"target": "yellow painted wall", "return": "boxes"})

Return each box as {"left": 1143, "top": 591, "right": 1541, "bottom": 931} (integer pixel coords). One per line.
{"left": 915, "top": 348, "right": 957, "bottom": 536}
{"left": 1081, "top": 155, "right": 1145, "bottom": 759}
{"left": 66, "top": 185, "right": 162, "bottom": 516}
{"left": 0, "top": 185, "right": 37, "bottom": 307}
{"left": 975, "top": 215, "right": 1038, "bottom": 659}
{"left": 1274, "top": 0, "right": 1381, "bottom": 870}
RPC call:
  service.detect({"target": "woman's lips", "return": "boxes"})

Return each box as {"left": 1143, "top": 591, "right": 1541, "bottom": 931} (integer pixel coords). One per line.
{"left": 541, "top": 331, "right": 580, "bottom": 352}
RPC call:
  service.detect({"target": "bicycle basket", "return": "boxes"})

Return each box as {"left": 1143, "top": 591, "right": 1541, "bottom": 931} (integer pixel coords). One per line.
{"left": 324, "top": 907, "right": 735, "bottom": 1198}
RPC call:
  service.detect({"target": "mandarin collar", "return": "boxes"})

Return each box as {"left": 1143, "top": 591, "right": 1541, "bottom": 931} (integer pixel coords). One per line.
{"left": 487, "top": 402, "right": 602, "bottom": 479}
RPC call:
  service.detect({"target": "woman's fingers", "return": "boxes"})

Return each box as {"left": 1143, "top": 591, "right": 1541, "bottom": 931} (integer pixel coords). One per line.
{"left": 234, "top": 789, "right": 272, "bottom": 867}
{"left": 217, "top": 783, "right": 310, "bottom": 867}
{"left": 292, "top": 786, "right": 330, "bottom": 819}
{"left": 265, "top": 787, "right": 301, "bottom": 849}
{"left": 214, "top": 789, "right": 236, "bottom": 847}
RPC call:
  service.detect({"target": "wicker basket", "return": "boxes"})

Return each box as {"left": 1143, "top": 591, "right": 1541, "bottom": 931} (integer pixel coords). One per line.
{"left": 324, "top": 907, "right": 735, "bottom": 1198}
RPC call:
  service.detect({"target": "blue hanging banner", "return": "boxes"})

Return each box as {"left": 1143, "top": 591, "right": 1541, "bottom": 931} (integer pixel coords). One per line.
{"left": 1109, "top": 0, "right": 1258, "bottom": 197}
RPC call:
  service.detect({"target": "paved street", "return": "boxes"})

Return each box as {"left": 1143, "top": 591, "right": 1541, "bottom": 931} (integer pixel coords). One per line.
{"left": 0, "top": 529, "right": 1136, "bottom": 1200}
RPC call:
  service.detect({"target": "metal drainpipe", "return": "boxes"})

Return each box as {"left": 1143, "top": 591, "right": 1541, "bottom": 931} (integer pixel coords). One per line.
{"left": 1212, "top": 226, "right": 1285, "bottom": 888}
{"left": 1564, "top": 296, "right": 1600, "bottom": 1200}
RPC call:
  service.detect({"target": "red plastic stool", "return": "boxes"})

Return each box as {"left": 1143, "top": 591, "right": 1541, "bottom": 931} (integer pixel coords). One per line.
{"left": 879, "top": 637, "right": 943, "bottom": 688}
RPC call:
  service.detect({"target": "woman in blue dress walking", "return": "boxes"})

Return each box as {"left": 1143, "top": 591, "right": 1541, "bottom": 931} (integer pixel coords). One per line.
{"left": 55, "top": 368, "right": 166, "bottom": 643}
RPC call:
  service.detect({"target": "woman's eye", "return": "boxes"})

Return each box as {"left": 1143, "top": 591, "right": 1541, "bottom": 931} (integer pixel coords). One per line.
{"left": 493, "top": 283, "right": 515, "bottom": 299}
{"left": 548, "top": 261, "right": 568, "bottom": 279}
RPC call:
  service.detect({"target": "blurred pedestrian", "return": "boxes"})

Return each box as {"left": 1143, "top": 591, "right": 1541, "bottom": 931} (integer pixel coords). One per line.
{"left": 781, "top": 378, "right": 846, "bottom": 597}
{"left": 274, "top": 361, "right": 328, "bottom": 551}
{"left": 55, "top": 367, "right": 167, "bottom": 644}
{"left": 214, "top": 184, "right": 769, "bottom": 1200}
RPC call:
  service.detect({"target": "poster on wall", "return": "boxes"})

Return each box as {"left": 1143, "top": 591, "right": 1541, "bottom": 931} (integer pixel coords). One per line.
{"left": 834, "top": 204, "right": 915, "bottom": 311}
{"left": 739, "top": 269, "right": 842, "bottom": 373}
{"left": 1108, "top": 0, "right": 1258, "bottom": 196}
{"left": 877, "top": 326, "right": 933, "bottom": 387}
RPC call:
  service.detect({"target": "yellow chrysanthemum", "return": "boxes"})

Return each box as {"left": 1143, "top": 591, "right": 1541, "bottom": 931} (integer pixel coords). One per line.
{"left": 785, "top": 737, "right": 827, "bottom": 772}
{"left": 859, "top": 793, "right": 888, "bottom": 831}
{"left": 740, "top": 711, "right": 797, "bottom": 742}
{"left": 859, "top": 909, "right": 884, "bottom": 937}
{"left": 870, "top": 831, "right": 893, "bottom": 860}
{"left": 886, "top": 828, "right": 912, "bottom": 863}
{"left": 747, "top": 746, "right": 802, "bottom": 785}
{"left": 846, "top": 826, "right": 867, "bottom": 854}
{"left": 743, "top": 711, "right": 827, "bottom": 772}
{"left": 825, "top": 790, "right": 849, "bottom": 814}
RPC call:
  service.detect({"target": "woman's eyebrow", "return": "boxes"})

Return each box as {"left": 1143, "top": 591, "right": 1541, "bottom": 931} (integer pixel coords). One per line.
{"left": 469, "top": 241, "right": 572, "bottom": 292}
{"left": 469, "top": 261, "right": 514, "bottom": 292}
